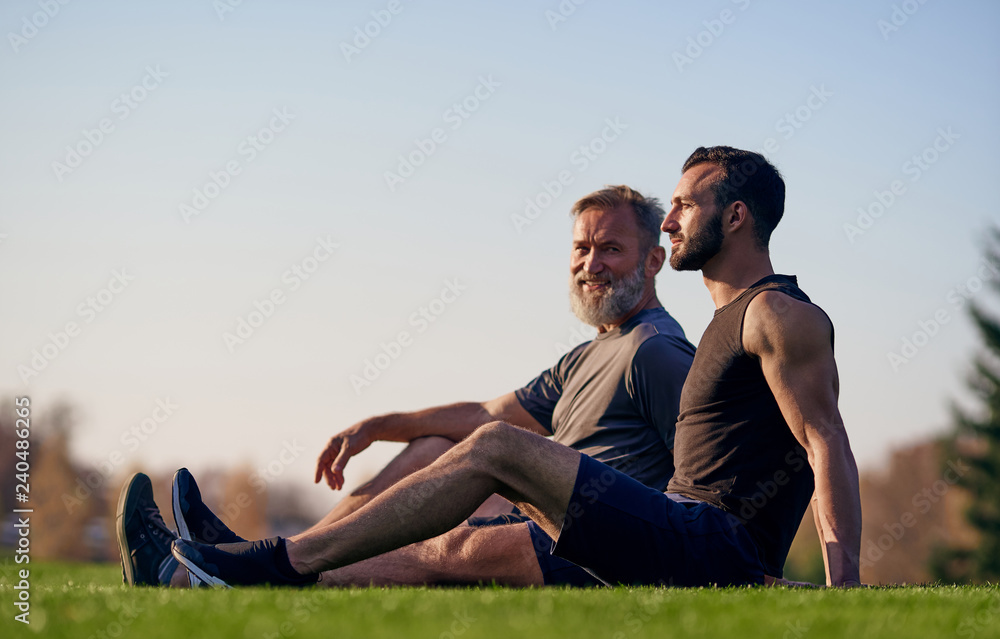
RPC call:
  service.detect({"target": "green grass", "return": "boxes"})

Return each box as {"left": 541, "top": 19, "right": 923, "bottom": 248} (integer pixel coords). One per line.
{"left": 2, "top": 563, "right": 999, "bottom": 639}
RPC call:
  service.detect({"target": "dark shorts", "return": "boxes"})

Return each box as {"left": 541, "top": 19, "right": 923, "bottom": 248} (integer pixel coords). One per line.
{"left": 467, "top": 512, "right": 602, "bottom": 587}
{"left": 550, "top": 455, "right": 766, "bottom": 587}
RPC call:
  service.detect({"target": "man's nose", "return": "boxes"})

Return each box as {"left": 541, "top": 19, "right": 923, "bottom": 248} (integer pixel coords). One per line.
{"left": 583, "top": 252, "right": 604, "bottom": 273}
{"left": 661, "top": 209, "right": 680, "bottom": 233}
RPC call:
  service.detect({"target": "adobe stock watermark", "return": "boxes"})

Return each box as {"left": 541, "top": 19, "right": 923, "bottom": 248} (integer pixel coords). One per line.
{"left": 554, "top": 321, "right": 597, "bottom": 357}
{"left": 8, "top": 0, "right": 74, "bottom": 55}
{"left": 340, "top": 0, "right": 408, "bottom": 63}
{"left": 731, "top": 448, "right": 810, "bottom": 525}
{"left": 773, "top": 85, "right": 833, "bottom": 141}
{"left": 62, "top": 398, "right": 179, "bottom": 514}
{"left": 672, "top": 0, "right": 751, "bottom": 73}
{"left": 610, "top": 595, "right": 664, "bottom": 639}
{"left": 350, "top": 278, "right": 468, "bottom": 395}
{"left": 858, "top": 458, "right": 969, "bottom": 571}
{"left": 222, "top": 236, "right": 339, "bottom": 353}
{"left": 439, "top": 610, "right": 476, "bottom": 639}
{"left": 179, "top": 107, "right": 296, "bottom": 222}
{"left": 958, "top": 596, "right": 1000, "bottom": 639}
{"left": 782, "top": 622, "right": 811, "bottom": 639}
{"left": 553, "top": 457, "right": 639, "bottom": 538}
{"left": 213, "top": 0, "right": 249, "bottom": 22}
{"left": 51, "top": 66, "right": 169, "bottom": 183}
{"left": 886, "top": 256, "right": 998, "bottom": 372}
{"left": 186, "top": 440, "right": 306, "bottom": 545}
{"left": 878, "top": 0, "right": 932, "bottom": 41}
{"left": 844, "top": 127, "right": 959, "bottom": 243}
{"left": 735, "top": 84, "right": 834, "bottom": 168}
{"left": 545, "top": 0, "right": 587, "bottom": 31}
{"left": 383, "top": 75, "right": 501, "bottom": 192}
{"left": 48, "top": 604, "right": 142, "bottom": 637}
{"left": 393, "top": 468, "right": 449, "bottom": 524}
{"left": 17, "top": 269, "right": 135, "bottom": 384}
{"left": 262, "top": 598, "right": 323, "bottom": 639}
{"left": 511, "top": 117, "right": 628, "bottom": 234}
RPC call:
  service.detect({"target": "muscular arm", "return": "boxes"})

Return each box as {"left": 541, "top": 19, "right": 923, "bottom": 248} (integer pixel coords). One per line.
{"left": 364, "top": 394, "right": 549, "bottom": 442}
{"left": 315, "top": 393, "right": 548, "bottom": 489}
{"left": 744, "top": 291, "right": 862, "bottom": 587}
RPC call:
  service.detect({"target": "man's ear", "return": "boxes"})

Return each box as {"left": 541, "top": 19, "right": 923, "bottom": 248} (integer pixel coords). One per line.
{"left": 726, "top": 200, "right": 751, "bottom": 234}
{"left": 646, "top": 245, "right": 666, "bottom": 277}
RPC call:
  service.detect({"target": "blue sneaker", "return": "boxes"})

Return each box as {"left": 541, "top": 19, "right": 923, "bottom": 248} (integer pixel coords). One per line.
{"left": 116, "top": 473, "right": 182, "bottom": 586}
{"left": 172, "top": 468, "right": 247, "bottom": 545}
{"left": 172, "top": 538, "right": 319, "bottom": 588}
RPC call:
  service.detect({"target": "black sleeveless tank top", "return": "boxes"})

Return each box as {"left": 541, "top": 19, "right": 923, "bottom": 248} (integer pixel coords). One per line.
{"left": 667, "top": 274, "right": 827, "bottom": 576}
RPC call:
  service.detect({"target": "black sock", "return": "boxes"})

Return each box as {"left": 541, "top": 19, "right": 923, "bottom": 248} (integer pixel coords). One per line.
{"left": 195, "top": 537, "right": 318, "bottom": 587}
{"left": 272, "top": 537, "right": 312, "bottom": 581}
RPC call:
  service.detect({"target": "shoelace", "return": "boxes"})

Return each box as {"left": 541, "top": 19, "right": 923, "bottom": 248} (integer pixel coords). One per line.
{"left": 144, "top": 506, "right": 177, "bottom": 545}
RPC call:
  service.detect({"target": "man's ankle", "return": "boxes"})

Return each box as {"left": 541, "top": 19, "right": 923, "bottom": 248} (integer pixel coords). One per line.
{"left": 284, "top": 537, "right": 318, "bottom": 575}
{"left": 168, "top": 564, "right": 190, "bottom": 588}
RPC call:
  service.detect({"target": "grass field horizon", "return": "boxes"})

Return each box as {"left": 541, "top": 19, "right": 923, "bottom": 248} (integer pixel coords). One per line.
{"left": 2, "top": 563, "right": 998, "bottom": 639}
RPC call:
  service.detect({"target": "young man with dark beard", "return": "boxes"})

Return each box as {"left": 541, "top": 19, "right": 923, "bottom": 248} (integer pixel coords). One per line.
{"left": 660, "top": 146, "right": 861, "bottom": 586}
{"left": 148, "top": 146, "right": 861, "bottom": 589}
{"left": 118, "top": 186, "right": 697, "bottom": 588}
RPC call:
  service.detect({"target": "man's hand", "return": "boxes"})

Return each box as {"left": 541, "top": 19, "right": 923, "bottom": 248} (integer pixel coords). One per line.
{"left": 313, "top": 394, "right": 548, "bottom": 492}
{"left": 314, "top": 422, "right": 373, "bottom": 490}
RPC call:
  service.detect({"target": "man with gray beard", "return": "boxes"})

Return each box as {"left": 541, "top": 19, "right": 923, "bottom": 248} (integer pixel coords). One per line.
{"left": 122, "top": 185, "right": 694, "bottom": 589}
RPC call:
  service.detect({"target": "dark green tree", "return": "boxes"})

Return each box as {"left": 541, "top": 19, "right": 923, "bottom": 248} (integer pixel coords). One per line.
{"left": 934, "top": 227, "right": 1000, "bottom": 582}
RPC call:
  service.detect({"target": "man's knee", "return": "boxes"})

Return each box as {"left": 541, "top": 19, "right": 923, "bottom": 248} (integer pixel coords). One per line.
{"left": 430, "top": 526, "right": 477, "bottom": 561}
{"left": 434, "top": 524, "right": 529, "bottom": 562}
{"left": 464, "top": 421, "right": 525, "bottom": 463}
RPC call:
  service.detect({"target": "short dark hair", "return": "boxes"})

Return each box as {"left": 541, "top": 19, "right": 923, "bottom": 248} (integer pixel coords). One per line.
{"left": 682, "top": 146, "right": 785, "bottom": 248}
{"left": 571, "top": 185, "right": 664, "bottom": 253}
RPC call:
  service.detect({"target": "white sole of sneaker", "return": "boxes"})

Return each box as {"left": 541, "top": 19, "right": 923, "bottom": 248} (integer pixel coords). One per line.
{"left": 171, "top": 475, "right": 192, "bottom": 541}
{"left": 172, "top": 545, "right": 232, "bottom": 589}
{"left": 171, "top": 475, "right": 204, "bottom": 587}
{"left": 115, "top": 473, "right": 145, "bottom": 586}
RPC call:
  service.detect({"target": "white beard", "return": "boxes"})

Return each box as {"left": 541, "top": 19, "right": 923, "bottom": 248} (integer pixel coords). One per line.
{"left": 569, "top": 261, "right": 647, "bottom": 328}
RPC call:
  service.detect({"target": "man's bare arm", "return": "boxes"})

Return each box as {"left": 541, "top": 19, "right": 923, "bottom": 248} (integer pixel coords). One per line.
{"left": 314, "top": 392, "right": 548, "bottom": 490}
{"left": 744, "top": 291, "right": 862, "bottom": 587}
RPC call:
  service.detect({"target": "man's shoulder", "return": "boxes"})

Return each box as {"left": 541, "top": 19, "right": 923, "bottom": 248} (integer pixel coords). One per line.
{"left": 744, "top": 291, "right": 834, "bottom": 359}
{"left": 745, "top": 290, "right": 831, "bottom": 331}
{"left": 622, "top": 311, "right": 696, "bottom": 375}
{"left": 557, "top": 309, "right": 695, "bottom": 376}
{"left": 626, "top": 308, "right": 694, "bottom": 351}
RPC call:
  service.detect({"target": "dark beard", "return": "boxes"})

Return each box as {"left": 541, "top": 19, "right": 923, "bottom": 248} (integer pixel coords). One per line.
{"left": 669, "top": 211, "right": 724, "bottom": 271}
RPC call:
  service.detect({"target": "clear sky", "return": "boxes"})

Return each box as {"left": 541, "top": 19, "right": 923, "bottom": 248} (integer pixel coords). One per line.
{"left": 2, "top": 0, "right": 998, "bottom": 500}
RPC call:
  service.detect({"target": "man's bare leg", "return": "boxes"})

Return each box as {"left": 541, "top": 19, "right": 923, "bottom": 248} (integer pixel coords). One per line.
{"left": 306, "top": 436, "right": 454, "bottom": 531}
{"left": 286, "top": 421, "right": 580, "bottom": 574}
{"left": 319, "top": 524, "right": 543, "bottom": 587}
{"left": 306, "top": 436, "right": 515, "bottom": 533}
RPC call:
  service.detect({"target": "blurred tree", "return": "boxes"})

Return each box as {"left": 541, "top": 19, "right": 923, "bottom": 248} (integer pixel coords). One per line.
{"left": 859, "top": 441, "right": 974, "bottom": 585}
{"left": 31, "top": 402, "right": 106, "bottom": 561}
{"left": 934, "top": 227, "right": 1000, "bottom": 582}
{"left": 0, "top": 400, "right": 16, "bottom": 517}
{"left": 782, "top": 504, "right": 825, "bottom": 584}
{"left": 219, "top": 464, "right": 269, "bottom": 542}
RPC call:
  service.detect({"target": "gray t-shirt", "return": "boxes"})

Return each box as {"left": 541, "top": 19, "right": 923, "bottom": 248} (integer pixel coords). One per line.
{"left": 515, "top": 308, "right": 696, "bottom": 491}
